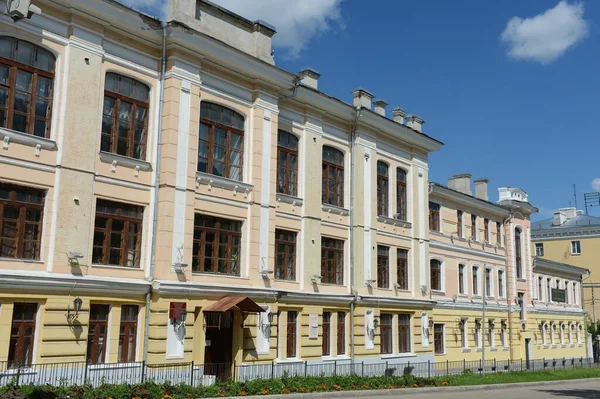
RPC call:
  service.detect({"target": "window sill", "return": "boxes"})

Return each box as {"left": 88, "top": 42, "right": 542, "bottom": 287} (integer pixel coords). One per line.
{"left": 322, "top": 203, "right": 349, "bottom": 216}
{"left": 276, "top": 193, "right": 303, "bottom": 206}
{"left": 517, "top": 278, "right": 527, "bottom": 282}
{"left": 92, "top": 264, "right": 144, "bottom": 272}
{"left": 274, "top": 358, "right": 304, "bottom": 364}
{"left": 273, "top": 279, "right": 299, "bottom": 284}
{"left": 88, "top": 362, "right": 141, "bottom": 370}
{"left": 429, "top": 231, "right": 444, "bottom": 237}
{"left": 99, "top": 151, "right": 152, "bottom": 171}
{"left": 458, "top": 293, "right": 468, "bottom": 297}
{"left": 322, "top": 355, "right": 351, "bottom": 361}
{"left": 476, "top": 348, "right": 483, "bottom": 352}
{"left": 0, "top": 257, "right": 44, "bottom": 265}
{"left": 192, "top": 272, "right": 247, "bottom": 280}
{"left": 431, "top": 290, "right": 446, "bottom": 296}
{"left": 196, "top": 171, "right": 253, "bottom": 193}
{"left": 503, "top": 347, "right": 510, "bottom": 351}
{"left": 0, "top": 127, "right": 57, "bottom": 150}
{"left": 381, "top": 353, "right": 416, "bottom": 359}
{"left": 490, "top": 347, "right": 498, "bottom": 352}
{"left": 377, "top": 215, "right": 412, "bottom": 228}
{"left": 571, "top": 253, "right": 581, "bottom": 256}
{"left": 461, "top": 348, "right": 471, "bottom": 353}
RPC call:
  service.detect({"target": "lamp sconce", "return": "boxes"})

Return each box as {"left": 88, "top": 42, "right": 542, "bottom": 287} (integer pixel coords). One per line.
{"left": 394, "top": 283, "right": 402, "bottom": 290}
{"left": 365, "top": 279, "right": 376, "bottom": 287}
{"left": 259, "top": 306, "right": 274, "bottom": 334}
{"left": 367, "top": 318, "right": 379, "bottom": 336}
{"left": 66, "top": 297, "right": 83, "bottom": 323}
{"left": 428, "top": 319, "right": 435, "bottom": 329}
{"left": 260, "top": 270, "right": 274, "bottom": 279}
{"left": 173, "top": 262, "right": 189, "bottom": 273}
{"left": 67, "top": 251, "right": 84, "bottom": 265}
{"left": 172, "top": 310, "right": 188, "bottom": 333}
{"left": 310, "top": 275, "right": 322, "bottom": 284}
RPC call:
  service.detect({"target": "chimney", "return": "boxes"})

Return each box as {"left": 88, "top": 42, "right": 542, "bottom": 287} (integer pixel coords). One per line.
{"left": 391, "top": 107, "right": 406, "bottom": 124}
{"left": 351, "top": 88, "right": 374, "bottom": 110}
{"left": 448, "top": 173, "right": 472, "bottom": 195}
{"left": 373, "top": 99, "right": 388, "bottom": 116}
{"left": 298, "top": 67, "right": 320, "bottom": 90}
{"left": 406, "top": 114, "right": 424, "bottom": 132}
{"left": 559, "top": 207, "right": 577, "bottom": 220}
{"left": 474, "top": 178, "right": 489, "bottom": 201}
{"left": 553, "top": 211, "right": 567, "bottom": 226}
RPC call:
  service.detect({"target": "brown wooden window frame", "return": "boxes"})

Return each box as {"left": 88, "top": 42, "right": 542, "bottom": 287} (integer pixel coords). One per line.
{"left": 398, "top": 314, "right": 411, "bottom": 354}
{"left": 192, "top": 214, "right": 242, "bottom": 276}
{"left": 92, "top": 199, "right": 143, "bottom": 268}
{"left": 0, "top": 182, "right": 45, "bottom": 260}
{"left": 429, "top": 202, "right": 440, "bottom": 231}
{"left": 286, "top": 311, "right": 298, "bottom": 358}
{"left": 433, "top": 323, "right": 444, "bottom": 354}
{"left": 430, "top": 259, "right": 442, "bottom": 292}
{"left": 337, "top": 312, "right": 346, "bottom": 355}
{"left": 484, "top": 218, "right": 490, "bottom": 242}
{"left": 515, "top": 228, "right": 523, "bottom": 279}
{"left": 322, "top": 311, "right": 331, "bottom": 356}
{"left": 0, "top": 37, "right": 55, "bottom": 138}
{"left": 380, "top": 313, "right": 393, "bottom": 355}
{"left": 198, "top": 102, "right": 245, "bottom": 181}
{"left": 118, "top": 305, "right": 138, "bottom": 363}
{"left": 471, "top": 215, "right": 477, "bottom": 240}
{"left": 496, "top": 222, "right": 502, "bottom": 246}
{"left": 87, "top": 304, "right": 110, "bottom": 365}
{"left": 275, "top": 229, "right": 296, "bottom": 281}
{"left": 473, "top": 266, "right": 480, "bottom": 295}
{"left": 458, "top": 263, "right": 466, "bottom": 294}
{"left": 377, "top": 245, "right": 389, "bottom": 288}
{"left": 498, "top": 270, "right": 505, "bottom": 298}
{"left": 8, "top": 302, "right": 37, "bottom": 368}
{"left": 485, "top": 268, "right": 492, "bottom": 297}
{"left": 396, "top": 249, "right": 408, "bottom": 290}
{"left": 322, "top": 146, "right": 344, "bottom": 208}
{"left": 396, "top": 168, "right": 407, "bottom": 221}
{"left": 321, "top": 237, "right": 344, "bottom": 285}
{"left": 101, "top": 73, "right": 150, "bottom": 160}
{"left": 277, "top": 130, "right": 299, "bottom": 196}
{"left": 457, "top": 210, "right": 463, "bottom": 237}
{"left": 376, "top": 161, "right": 389, "bottom": 216}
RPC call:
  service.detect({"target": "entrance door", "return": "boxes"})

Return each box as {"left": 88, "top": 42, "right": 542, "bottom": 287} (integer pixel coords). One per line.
{"left": 204, "top": 311, "right": 234, "bottom": 379}
{"left": 525, "top": 338, "right": 532, "bottom": 369}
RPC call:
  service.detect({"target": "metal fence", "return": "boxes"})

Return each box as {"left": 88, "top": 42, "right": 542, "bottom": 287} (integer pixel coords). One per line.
{"left": 0, "top": 357, "right": 596, "bottom": 388}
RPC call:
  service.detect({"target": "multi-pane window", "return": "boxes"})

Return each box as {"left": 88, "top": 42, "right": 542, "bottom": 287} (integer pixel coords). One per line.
{"left": 192, "top": 215, "right": 242, "bottom": 276}
{"left": 8, "top": 303, "right": 37, "bottom": 368}
{"left": 496, "top": 222, "right": 502, "bottom": 246}
{"left": 286, "top": 311, "right": 297, "bottom": 358}
{"left": 518, "top": 292, "right": 525, "bottom": 320}
{"left": 380, "top": 314, "right": 393, "bottom": 355}
{"left": 471, "top": 215, "right": 477, "bottom": 240}
{"left": 460, "top": 319, "right": 468, "bottom": 348}
{"left": 92, "top": 200, "right": 143, "bottom": 268}
{"left": 515, "top": 228, "right": 523, "bottom": 279}
{"left": 398, "top": 314, "right": 411, "bottom": 353}
{"left": 87, "top": 304, "right": 109, "bottom": 365}
{"left": 501, "top": 321, "right": 507, "bottom": 347}
{"left": 101, "top": 73, "right": 149, "bottom": 160}
{"left": 457, "top": 210, "right": 463, "bottom": 237}
{"left": 475, "top": 320, "right": 481, "bottom": 348}
{"left": 547, "top": 278, "right": 552, "bottom": 302}
{"left": 498, "top": 270, "right": 505, "bottom": 298}
{"left": 337, "top": 312, "right": 346, "bottom": 355}
{"left": 376, "top": 161, "right": 389, "bottom": 216}
{"left": 538, "top": 276, "right": 544, "bottom": 301}
{"left": 458, "top": 264, "right": 466, "bottom": 294}
{"left": 275, "top": 229, "right": 296, "bottom": 281}
{"left": 429, "top": 202, "right": 440, "bottom": 231}
{"left": 472, "top": 266, "right": 480, "bottom": 295}
{"left": 118, "top": 305, "right": 138, "bottom": 363}
{"left": 277, "top": 130, "right": 298, "bottom": 196}
{"left": 322, "top": 312, "right": 331, "bottom": 356}
{"left": 571, "top": 241, "right": 581, "bottom": 255}
{"left": 322, "top": 146, "right": 344, "bottom": 207}
{"left": 433, "top": 324, "right": 444, "bottom": 354}
{"left": 430, "top": 259, "right": 442, "bottom": 291}
{"left": 484, "top": 218, "right": 489, "bottom": 242}
{"left": 198, "top": 102, "right": 245, "bottom": 181}
{"left": 396, "top": 249, "right": 408, "bottom": 290}
{"left": 321, "top": 237, "right": 344, "bottom": 285}
{"left": 0, "top": 183, "right": 45, "bottom": 260}
{"left": 396, "top": 168, "right": 407, "bottom": 220}
{"left": 0, "top": 37, "right": 55, "bottom": 138}
{"left": 377, "top": 245, "right": 389, "bottom": 288}
{"left": 535, "top": 243, "right": 544, "bottom": 256}
{"left": 485, "top": 268, "right": 492, "bottom": 297}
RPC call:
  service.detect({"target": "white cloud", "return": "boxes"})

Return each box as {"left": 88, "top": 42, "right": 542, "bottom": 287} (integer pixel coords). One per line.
{"left": 500, "top": 1, "right": 588, "bottom": 64}
{"left": 592, "top": 178, "right": 600, "bottom": 192}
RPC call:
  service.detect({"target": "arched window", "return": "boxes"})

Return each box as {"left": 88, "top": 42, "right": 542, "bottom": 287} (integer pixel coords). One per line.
{"left": 430, "top": 259, "right": 442, "bottom": 291}
{"left": 515, "top": 228, "right": 523, "bottom": 279}
{"left": 198, "top": 102, "right": 244, "bottom": 181}
{"left": 101, "top": 73, "right": 150, "bottom": 160}
{"left": 376, "top": 161, "right": 389, "bottom": 216}
{"left": 277, "top": 130, "right": 298, "bottom": 196}
{"left": 322, "top": 146, "right": 344, "bottom": 207}
{"left": 396, "top": 168, "right": 407, "bottom": 221}
{"left": 0, "top": 37, "right": 55, "bottom": 137}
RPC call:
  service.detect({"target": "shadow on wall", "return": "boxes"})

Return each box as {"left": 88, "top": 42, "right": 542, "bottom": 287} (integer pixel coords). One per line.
{"left": 539, "top": 389, "right": 600, "bottom": 399}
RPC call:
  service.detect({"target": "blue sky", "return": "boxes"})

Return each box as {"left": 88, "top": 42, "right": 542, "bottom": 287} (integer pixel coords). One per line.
{"left": 126, "top": 1, "right": 600, "bottom": 221}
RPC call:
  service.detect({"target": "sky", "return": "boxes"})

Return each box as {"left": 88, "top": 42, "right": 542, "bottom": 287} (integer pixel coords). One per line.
{"left": 123, "top": 0, "right": 600, "bottom": 221}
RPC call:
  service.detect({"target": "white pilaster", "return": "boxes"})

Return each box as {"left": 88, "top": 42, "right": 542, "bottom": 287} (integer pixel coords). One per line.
{"left": 363, "top": 148, "right": 372, "bottom": 280}
{"left": 258, "top": 109, "right": 272, "bottom": 272}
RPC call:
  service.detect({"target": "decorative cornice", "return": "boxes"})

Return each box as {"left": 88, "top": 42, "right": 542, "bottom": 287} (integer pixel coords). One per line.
{"left": 430, "top": 239, "right": 506, "bottom": 262}
{"left": 276, "top": 194, "right": 303, "bottom": 207}
{"left": 0, "top": 127, "right": 57, "bottom": 151}
{"left": 377, "top": 215, "right": 411, "bottom": 229}
{"left": 322, "top": 204, "right": 349, "bottom": 216}
{"left": 0, "top": 154, "right": 56, "bottom": 173}
{"left": 94, "top": 175, "right": 152, "bottom": 192}
{"left": 99, "top": 151, "right": 152, "bottom": 172}
{"left": 359, "top": 296, "right": 437, "bottom": 309}
{"left": 195, "top": 171, "right": 253, "bottom": 194}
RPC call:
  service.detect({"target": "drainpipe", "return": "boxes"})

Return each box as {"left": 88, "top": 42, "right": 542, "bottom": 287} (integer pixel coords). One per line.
{"left": 143, "top": 22, "right": 167, "bottom": 364}
{"left": 503, "top": 212, "right": 514, "bottom": 360}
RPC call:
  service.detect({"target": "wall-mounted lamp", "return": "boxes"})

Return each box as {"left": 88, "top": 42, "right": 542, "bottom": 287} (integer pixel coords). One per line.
{"left": 66, "top": 297, "right": 83, "bottom": 323}
{"left": 67, "top": 252, "right": 84, "bottom": 265}
{"left": 310, "top": 275, "right": 322, "bottom": 284}
{"left": 428, "top": 318, "right": 435, "bottom": 329}
{"left": 173, "top": 262, "right": 188, "bottom": 273}
{"left": 260, "top": 270, "right": 274, "bottom": 279}
{"left": 365, "top": 279, "right": 376, "bottom": 287}
{"left": 394, "top": 283, "right": 402, "bottom": 290}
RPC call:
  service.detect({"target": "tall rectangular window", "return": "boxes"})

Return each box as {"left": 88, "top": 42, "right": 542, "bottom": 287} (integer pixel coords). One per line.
{"left": 322, "top": 312, "right": 330, "bottom": 356}
{"left": 380, "top": 314, "right": 393, "bottom": 354}
{"left": 484, "top": 218, "right": 489, "bottom": 242}
{"left": 277, "top": 130, "right": 298, "bottom": 196}
{"left": 475, "top": 320, "right": 481, "bottom": 348}
{"left": 472, "top": 266, "right": 479, "bottom": 296}
{"left": 434, "top": 324, "right": 444, "bottom": 354}
{"left": 192, "top": 215, "right": 242, "bottom": 276}
{"left": 396, "top": 168, "right": 407, "bottom": 221}
{"left": 458, "top": 264, "right": 466, "bottom": 294}
{"left": 275, "top": 229, "right": 296, "bottom": 281}
{"left": 515, "top": 228, "right": 523, "bottom": 279}
{"left": 322, "top": 147, "right": 344, "bottom": 207}
{"left": 8, "top": 303, "right": 37, "bottom": 368}
{"left": 377, "top": 245, "right": 389, "bottom": 288}
{"left": 538, "top": 276, "right": 544, "bottom": 301}
{"left": 286, "top": 311, "right": 298, "bottom": 358}
{"left": 0, "top": 183, "right": 45, "bottom": 260}
{"left": 485, "top": 268, "right": 492, "bottom": 297}
{"left": 430, "top": 259, "right": 442, "bottom": 291}
{"left": 87, "top": 304, "right": 109, "bottom": 365}
{"left": 571, "top": 241, "right": 581, "bottom": 255}
{"left": 518, "top": 292, "right": 525, "bottom": 321}
{"left": 496, "top": 222, "right": 502, "bottom": 246}
{"left": 547, "top": 278, "right": 552, "bottom": 302}
{"left": 457, "top": 210, "right": 463, "bottom": 237}
{"left": 376, "top": 161, "right": 389, "bottom": 216}
{"left": 337, "top": 312, "right": 346, "bottom": 355}
{"left": 93, "top": 200, "right": 143, "bottom": 268}
{"left": 535, "top": 243, "right": 544, "bottom": 256}
{"left": 498, "top": 270, "right": 505, "bottom": 298}
{"left": 460, "top": 319, "right": 468, "bottom": 348}
{"left": 429, "top": 202, "right": 440, "bottom": 231}
{"left": 501, "top": 320, "right": 507, "bottom": 347}
{"left": 118, "top": 305, "right": 138, "bottom": 363}
{"left": 471, "top": 215, "right": 477, "bottom": 240}
{"left": 396, "top": 249, "right": 408, "bottom": 290}
{"left": 321, "top": 237, "right": 344, "bottom": 285}
{"left": 398, "top": 314, "right": 411, "bottom": 353}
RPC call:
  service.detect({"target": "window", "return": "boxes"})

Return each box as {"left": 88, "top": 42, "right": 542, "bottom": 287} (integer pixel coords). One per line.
{"left": 430, "top": 259, "right": 442, "bottom": 291}
{"left": 496, "top": 222, "right": 502, "bottom": 246}
{"left": 87, "top": 304, "right": 109, "bottom": 364}
{"left": 321, "top": 237, "right": 344, "bottom": 285}
{"left": 460, "top": 319, "right": 468, "bottom": 348}
{"left": 577, "top": 324, "right": 582, "bottom": 344}
{"left": 498, "top": 270, "right": 505, "bottom": 298}
{"left": 547, "top": 278, "right": 552, "bottom": 302}
{"left": 485, "top": 268, "right": 492, "bottom": 297}
{"left": 277, "top": 131, "right": 298, "bottom": 196}
{"left": 571, "top": 240, "right": 581, "bottom": 255}
{"left": 471, "top": 215, "right": 477, "bottom": 240}
{"left": 398, "top": 314, "right": 411, "bottom": 353}
{"left": 101, "top": 73, "right": 149, "bottom": 160}
{"left": 538, "top": 276, "right": 544, "bottom": 301}
{"left": 380, "top": 314, "right": 393, "bottom": 354}
{"left": 337, "top": 312, "right": 346, "bottom": 355}
{"left": 286, "top": 311, "right": 298, "bottom": 358}
{"left": 397, "top": 249, "right": 408, "bottom": 290}
{"left": 518, "top": 292, "right": 525, "bottom": 321}
{"left": 484, "top": 218, "right": 490, "bottom": 242}
{"left": 560, "top": 323, "right": 565, "bottom": 344}
{"left": 501, "top": 320, "right": 507, "bottom": 347}
{"left": 515, "top": 228, "right": 523, "bottom": 279}
{"left": 377, "top": 245, "right": 389, "bottom": 288}
{"left": 472, "top": 266, "right": 480, "bottom": 296}
{"left": 542, "top": 324, "right": 547, "bottom": 345}
{"left": 565, "top": 280, "right": 570, "bottom": 304}
{"left": 118, "top": 305, "right": 138, "bottom": 363}
{"left": 573, "top": 283, "right": 578, "bottom": 305}
{"left": 433, "top": 324, "right": 444, "bottom": 354}
{"left": 396, "top": 168, "right": 407, "bottom": 221}
{"left": 429, "top": 202, "right": 440, "bottom": 231}
{"left": 198, "top": 102, "right": 245, "bottom": 181}
{"left": 8, "top": 303, "right": 37, "bottom": 367}
{"left": 322, "top": 146, "right": 344, "bottom": 207}
{"left": 322, "top": 312, "right": 331, "bottom": 356}
{"left": 535, "top": 243, "right": 544, "bottom": 256}
{"left": 192, "top": 215, "right": 242, "bottom": 276}
{"left": 92, "top": 200, "right": 143, "bottom": 268}
{"left": 275, "top": 229, "right": 296, "bottom": 281}
{"left": 0, "top": 37, "right": 55, "bottom": 138}
{"left": 474, "top": 319, "right": 481, "bottom": 348}
{"left": 457, "top": 210, "right": 463, "bottom": 237}
{"left": 569, "top": 324, "right": 574, "bottom": 344}
{"left": 458, "top": 264, "right": 466, "bottom": 294}
{"left": 488, "top": 320, "right": 495, "bottom": 347}
{"left": 0, "top": 183, "right": 45, "bottom": 260}
{"left": 376, "top": 161, "right": 389, "bottom": 216}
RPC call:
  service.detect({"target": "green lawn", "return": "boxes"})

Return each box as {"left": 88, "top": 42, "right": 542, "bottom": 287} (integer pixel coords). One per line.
{"left": 444, "top": 367, "right": 600, "bottom": 386}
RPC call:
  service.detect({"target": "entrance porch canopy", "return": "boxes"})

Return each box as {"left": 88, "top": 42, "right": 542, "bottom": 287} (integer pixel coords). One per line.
{"left": 204, "top": 296, "right": 265, "bottom": 313}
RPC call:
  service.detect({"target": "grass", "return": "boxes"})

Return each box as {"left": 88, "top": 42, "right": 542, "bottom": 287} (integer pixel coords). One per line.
{"left": 444, "top": 367, "right": 600, "bottom": 386}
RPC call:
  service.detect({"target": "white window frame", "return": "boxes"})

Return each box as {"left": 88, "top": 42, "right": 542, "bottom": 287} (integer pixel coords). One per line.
{"left": 569, "top": 324, "right": 574, "bottom": 344}
{"left": 458, "top": 263, "right": 468, "bottom": 295}
{"left": 457, "top": 210, "right": 464, "bottom": 238}
{"left": 550, "top": 323, "right": 556, "bottom": 345}
{"left": 501, "top": 320, "right": 507, "bottom": 347}
{"left": 497, "top": 269, "right": 506, "bottom": 298}
{"left": 475, "top": 319, "right": 482, "bottom": 348}
{"left": 488, "top": 320, "right": 495, "bottom": 348}
{"left": 538, "top": 276, "right": 545, "bottom": 302}
{"left": 485, "top": 218, "right": 491, "bottom": 243}
{"left": 472, "top": 265, "right": 481, "bottom": 297}
{"left": 547, "top": 278, "right": 552, "bottom": 302}
{"left": 571, "top": 240, "right": 581, "bottom": 255}
{"left": 430, "top": 258, "right": 445, "bottom": 293}
{"left": 560, "top": 323, "right": 565, "bottom": 345}
{"left": 461, "top": 318, "right": 468, "bottom": 349}
{"left": 535, "top": 243, "right": 544, "bottom": 256}
{"left": 485, "top": 267, "right": 494, "bottom": 298}
{"left": 542, "top": 323, "right": 547, "bottom": 345}
{"left": 577, "top": 324, "right": 582, "bottom": 344}
{"left": 471, "top": 215, "right": 478, "bottom": 241}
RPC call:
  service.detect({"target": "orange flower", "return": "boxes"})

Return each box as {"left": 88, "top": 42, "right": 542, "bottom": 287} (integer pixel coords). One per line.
{"left": 442, "top": 381, "right": 449, "bottom": 386}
